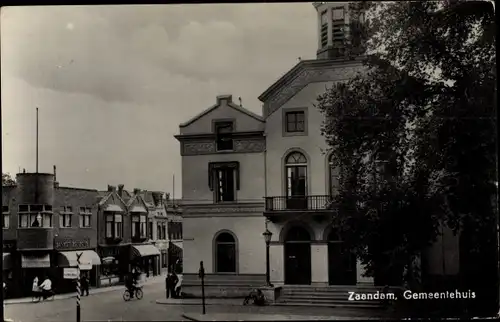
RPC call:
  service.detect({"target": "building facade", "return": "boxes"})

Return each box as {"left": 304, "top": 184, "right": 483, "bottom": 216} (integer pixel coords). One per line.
{"left": 176, "top": 2, "right": 460, "bottom": 297}
{"left": 2, "top": 169, "right": 101, "bottom": 297}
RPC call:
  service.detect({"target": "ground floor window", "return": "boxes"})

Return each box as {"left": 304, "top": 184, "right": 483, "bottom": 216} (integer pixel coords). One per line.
{"left": 100, "top": 259, "right": 120, "bottom": 278}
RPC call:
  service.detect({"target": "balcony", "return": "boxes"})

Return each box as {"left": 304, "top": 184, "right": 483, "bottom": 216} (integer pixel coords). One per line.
{"left": 17, "top": 228, "right": 54, "bottom": 250}
{"left": 264, "top": 195, "right": 334, "bottom": 222}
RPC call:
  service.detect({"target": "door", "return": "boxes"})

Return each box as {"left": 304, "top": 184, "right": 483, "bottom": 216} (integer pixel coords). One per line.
{"left": 285, "top": 242, "right": 311, "bottom": 284}
{"left": 284, "top": 226, "right": 312, "bottom": 285}
{"left": 328, "top": 230, "right": 357, "bottom": 285}
{"left": 286, "top": 166, "right": 307, "bottom": 210}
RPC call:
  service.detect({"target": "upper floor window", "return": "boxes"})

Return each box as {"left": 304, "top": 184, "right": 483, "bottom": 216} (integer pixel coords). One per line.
{"left": 131, "top": 214, "right": 147, "bottom": 239}
{"left": 149, "top": 221, "right": 153, "bottom": 239}
{"left": 2, "top": 206, "right": 9, "bottom": 229}
{"left": 61, "top": 206, "right": 73, "bottom": 213}
{"left": 18, "top": 204, "right": 52, "bottom": 228}
{"left": 162, "top": 223, "right": 167, "bottom": 240}
{"left": 215, "top": 121, "right": 234, "bottom": 151}
{"left": 60, "top": 213, "right": 72, "bottom": 228}
{"left": 105, "top": 213, "right": 123, "bottom": 239}
{"left": 209, "top": 162, "right": 240, "bottom": 203}
{"left": 285, "top": 152, "right": 308, "bottom": 198}
{"left": 157, "top": 223, "right": 162, "bottom": 240}
{"left": 79, "top": 207, "right": 92, "bottom": 228}
{"left": 285, "top": 111, "right": 305, "bottom": 133}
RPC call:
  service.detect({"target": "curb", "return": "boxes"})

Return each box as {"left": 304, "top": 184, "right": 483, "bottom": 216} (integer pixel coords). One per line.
{"left": 182, "top": 314, "right": 197, "bottom": 321}
{"left": 156, "top": 299, "right": 243, "bottom": 306}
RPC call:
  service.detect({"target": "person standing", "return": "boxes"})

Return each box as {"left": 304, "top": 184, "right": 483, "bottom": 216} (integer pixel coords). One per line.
{"left": 170, "top": 272, "right": 179, "bottom": 299}
{"left": 165, "top": 272, "right": 172, "bottom": 299}
{"left": 32, "top": 276, "right": 39, "bottom": 297}
{"left": 80, "top": 273, "right": 89, "bottom": 296}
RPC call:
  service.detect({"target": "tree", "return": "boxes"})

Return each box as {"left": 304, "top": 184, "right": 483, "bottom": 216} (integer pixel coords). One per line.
{"left": 317, "top": 0, "right": 496, "bottom": 315}
{"left": 2, "top": 173, "right": 16, "bottom": 185}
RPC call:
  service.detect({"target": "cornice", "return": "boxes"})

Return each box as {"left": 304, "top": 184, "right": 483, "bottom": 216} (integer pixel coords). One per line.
{"left": 182, "top": 202, "right": 265, "bottom": 216}
{"left": 175, "top": 131, "right": 264, "bottom": 142}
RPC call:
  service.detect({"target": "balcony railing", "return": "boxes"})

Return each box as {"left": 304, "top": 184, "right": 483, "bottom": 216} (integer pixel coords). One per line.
{"left": 265, "top": 195, "right": 334, "bottom": 212}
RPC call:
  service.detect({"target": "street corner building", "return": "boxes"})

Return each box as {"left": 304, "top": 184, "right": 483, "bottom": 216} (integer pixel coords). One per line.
{"left": 2, "top": 169, "right": 102, "bottom": 297}
{"left": 174, "top": 2, "right": 462, "bottom": 305}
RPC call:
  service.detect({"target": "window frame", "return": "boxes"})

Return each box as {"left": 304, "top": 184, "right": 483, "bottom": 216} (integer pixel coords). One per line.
{"left": 79, "top": 207, "right": 92, "bottom": 228}
{"left": 214, "top": 121, "right": 235, "bottom": 152}
{"left": 105, "top": 212, "right": 123, "bottom": 239}
{"left": 284, "top": 151, "right": 308, "bottom": 198}
{"left": 18, "top": 204, "right": 53, "bottom": 228}
{"left": 209, "top": 162, "right": 240, "bottom": 203}
{"left": 282, "top": 108, "right": 308, "bottom": 137}
{"left": 213, "top": 231, "right": 238, "bottom": 274}
{"left": 60, "top": 213, "right": 72, "bottom": 228}
{"left": 2, "top": 206, "right": 9, "bottom": 229}
{"left": 131, "top": 213, "right": 147, "bottom": 239}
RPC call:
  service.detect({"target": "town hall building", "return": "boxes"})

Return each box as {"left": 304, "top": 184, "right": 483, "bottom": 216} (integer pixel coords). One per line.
{"left": 176, "top": 2, "right": 459, "bottom": 301}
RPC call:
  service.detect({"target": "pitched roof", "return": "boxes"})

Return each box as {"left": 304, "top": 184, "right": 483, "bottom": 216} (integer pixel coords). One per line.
{"left": 179, "top": 94, "right": 264, "bottom": 128}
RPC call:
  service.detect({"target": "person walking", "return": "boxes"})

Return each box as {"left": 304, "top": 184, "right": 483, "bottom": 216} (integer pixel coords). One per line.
{"left": 80, "top": 273, "right": 89, "bottom": 296}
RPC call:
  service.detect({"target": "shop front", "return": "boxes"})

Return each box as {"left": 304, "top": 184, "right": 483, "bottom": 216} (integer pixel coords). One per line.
{"left": 2, "top": 240, "right": 16, "bottom": 298}
{"left": 98, "top": 245, "right": 129, "bottom": 287}
{"left": 54, "top": 237, "right": 101, "bottom": 293}
{"left": 19, "top": 251, "right": 53, "bottom": 296}
{"left": 130, "top": 244, "right": 161, "bottom": 280}
{"left": 154, "top": 241, "right": 169, "bottom": 275}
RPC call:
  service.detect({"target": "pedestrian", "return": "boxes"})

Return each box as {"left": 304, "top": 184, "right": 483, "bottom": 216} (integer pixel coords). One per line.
{"left": 165, "top": 271, "right": 173, "bottom": 299}
{"left": 170, "top": 271, "right": 179, "bottom": 299}
{"left": 80, "top": 273, "right": 89, "bottom": 296}
{"left": 32, "top": 276, "right": 40, "bottom": 297}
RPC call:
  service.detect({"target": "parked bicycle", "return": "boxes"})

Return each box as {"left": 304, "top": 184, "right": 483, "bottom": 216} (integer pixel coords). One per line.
{"left": 32, "top": 289, "right": 55, "bottom": 303}
{"left": 243, "top": 288, "right": 267, "bottom": 306}
{"left": 123, "top": 285, "right": 143, "bottom": 301}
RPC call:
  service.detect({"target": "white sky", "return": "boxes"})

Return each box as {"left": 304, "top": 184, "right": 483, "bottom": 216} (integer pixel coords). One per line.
{"left": 1, "top": 4, "right": 318, "bottom": 195}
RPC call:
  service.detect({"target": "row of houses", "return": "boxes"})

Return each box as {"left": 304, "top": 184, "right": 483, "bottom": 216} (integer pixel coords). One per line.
{"left": 2, "top": 169, "right": 182, "bottom": 298}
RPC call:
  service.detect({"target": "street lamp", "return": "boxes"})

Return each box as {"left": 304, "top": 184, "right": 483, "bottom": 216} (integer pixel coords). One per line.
{"left": 263, "top": 228, "right": 273, "bottom": 287}
{"left": 168, "top": 220, "right": 173, "bottom": 273}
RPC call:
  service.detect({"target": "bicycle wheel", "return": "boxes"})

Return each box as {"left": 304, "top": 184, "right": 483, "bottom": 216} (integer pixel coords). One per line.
{"left": 123, "top": 290, "right": 131, "bottom": 301}
{"left": 135, "top": 288, "right": 143, "bottom": 300}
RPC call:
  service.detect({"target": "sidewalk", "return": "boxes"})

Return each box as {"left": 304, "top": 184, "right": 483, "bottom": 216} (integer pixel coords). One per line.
{"left": 181, "top": 313, "right": 386, "bottom": 321}
{"left": 5, "top": 274, "right": 166, "bottom": 305}
{"left": 156, "top": 298, "right": 243, "bottom": 306}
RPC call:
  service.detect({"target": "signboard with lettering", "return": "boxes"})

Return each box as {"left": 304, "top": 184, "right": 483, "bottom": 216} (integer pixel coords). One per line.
{"left": 63, "top": 268, "right": 79, "bottom": 279}
{"left": 2, "top": 240, "right": 16, "bottom": 252}
{"left": 54, "top": 238, "right": 90, "bottom": 250}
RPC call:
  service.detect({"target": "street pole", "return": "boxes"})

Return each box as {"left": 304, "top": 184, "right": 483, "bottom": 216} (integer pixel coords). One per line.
{"left": 198, "top": 261, "right": 206, "bottom": 315}
{"left": 266, "top": 241, "right": 271, "bottom": 286}
{"left": 76, "top": 252, "right": 83, "bottom": 322}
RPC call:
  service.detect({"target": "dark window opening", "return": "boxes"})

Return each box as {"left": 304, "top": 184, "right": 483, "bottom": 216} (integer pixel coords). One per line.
{"left": 285, "top": 111, "right": 305, "bottom": 133}
{"left": 215, "top": 121, "right": 234, "bottom": 151}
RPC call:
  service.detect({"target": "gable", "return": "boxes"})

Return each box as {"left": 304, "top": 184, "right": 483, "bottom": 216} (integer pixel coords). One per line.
{"left": 127, "top": 194, "right": 148, "bottom": 213}
{"left": 259, "top": 59, "right": 364, "bottom": 118}
{"left": 179, "top": 95, "right": 264, "bottom": 135}
{"left": 99, "top": 192, "right": 126, "bottom": 212}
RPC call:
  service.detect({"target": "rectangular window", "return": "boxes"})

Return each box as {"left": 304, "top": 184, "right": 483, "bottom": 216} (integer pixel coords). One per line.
{"left": 149, "top": 221, "right": 154, "bottom": 239}
{"left": 157, "top": 224, "right": 162, "bottom": 240}
{"left": 285, "top": 111, "right": 305, "bottom": 133}
{"left": 79, "top": 207, "right": 92, "bottom": 228}
{"left": 60, "top": 213, "right": 72, "bottom": 228}
{"left": 131, "top": 214, "right": 147, "bottom": 239}
{"left": 62, "top": 206, "right": 73, "bottom": 213}
{"left": 3, "top": 214, "right": 9, "bottom": 229}
{"left": 105, "top": 213, "right": 122, "bottom": 239}
{"left": 18, "top": 205, "right": 52, "bottom": 228}
{"left": 2, "top": 206, "right": 8, "bottom": 213}
{"left": 215, "top": 121, "right": 234, "bottom": 151}
{"left": 162, "top": 224, "right": 167, "bottom": 240}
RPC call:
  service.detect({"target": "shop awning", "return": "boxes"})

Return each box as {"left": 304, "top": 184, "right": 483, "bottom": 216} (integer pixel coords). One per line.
{"left": 3, "top": 253, "right": 12, "bottom": 270}
{"left": 170, "top": 243, "right": 183, "bottom": 257}
{"left": 173, "top": 242, "right": 183, "bottom": 250}
{"left": 58, "top": 250, "right": 101, "bottom": 267}
{"left": 21, "top": 254, "right": 50, "bottom": 268}
{"left": 131, "top": 244, "right": 160, "bottom": 258}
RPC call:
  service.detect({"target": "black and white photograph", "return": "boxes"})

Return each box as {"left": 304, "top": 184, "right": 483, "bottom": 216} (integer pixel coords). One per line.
{"left": 1, "top": 1, "right": 497, "bottom": 321}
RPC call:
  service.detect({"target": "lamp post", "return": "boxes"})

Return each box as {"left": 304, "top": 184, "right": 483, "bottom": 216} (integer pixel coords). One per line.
{"left": 263, "top": 229, "right": 273, "bottom": 287}
{"left": 167, "top": 220, "right": 172, "bottom": 273}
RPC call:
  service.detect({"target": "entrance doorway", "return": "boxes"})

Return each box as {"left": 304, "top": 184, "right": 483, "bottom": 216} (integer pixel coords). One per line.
{"left": 328, "top": 229, "right": 357, "bottom": 285}
{"left": 284, "top": 226, "right": 311, "bottom": 285}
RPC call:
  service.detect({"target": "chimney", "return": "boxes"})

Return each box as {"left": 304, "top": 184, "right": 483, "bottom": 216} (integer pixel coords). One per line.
{"left": 133, "top": 188, "right": 141, "bottom": 195}
{"left": 107, "top": 185, "right": 116, "bottom": 192}
{"left": 118, "top": 184, "right": 124, "bottom": 197}
{"left": 53, "top": 165, "right": 59, "bottom": 187}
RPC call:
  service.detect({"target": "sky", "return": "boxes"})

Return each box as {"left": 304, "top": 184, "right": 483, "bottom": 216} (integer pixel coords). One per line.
{"left": 1, "top": 4, "right": 318, "bottom": 196}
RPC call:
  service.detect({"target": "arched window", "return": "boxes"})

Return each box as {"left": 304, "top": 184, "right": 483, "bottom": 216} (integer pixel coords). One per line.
{"left": 285, "top": 152, "right": 307, "bottom": 198}
{"left": 214, "top": 232, "right": 237, "bottom": 273}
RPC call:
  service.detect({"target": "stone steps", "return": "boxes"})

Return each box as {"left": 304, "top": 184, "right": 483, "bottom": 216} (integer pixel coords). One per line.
{"left": 277, "top": 285, "right": 385, "bottom": 309}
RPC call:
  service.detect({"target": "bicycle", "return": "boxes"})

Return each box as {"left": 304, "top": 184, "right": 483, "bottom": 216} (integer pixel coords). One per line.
{"left": 123, "top": 286, "right": 143, "bottom": 301}
{"left": 32, "top": 290, "right": 55, "bottom": 303}
{"left": 243, "top": 288, "right": 267, "bottom": 306}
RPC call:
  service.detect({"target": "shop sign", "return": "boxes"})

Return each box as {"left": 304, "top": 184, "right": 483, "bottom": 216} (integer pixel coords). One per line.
{"left": 54, "top": 238, "right": 90, "bottom": 250}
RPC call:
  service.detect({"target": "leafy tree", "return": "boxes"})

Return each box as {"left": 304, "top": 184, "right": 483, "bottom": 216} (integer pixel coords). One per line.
{"left": 317, "top": 0, "right": 496, "bottom": 315}
{"left": 2, "top": 173, "right": 16, "bottom": 185}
